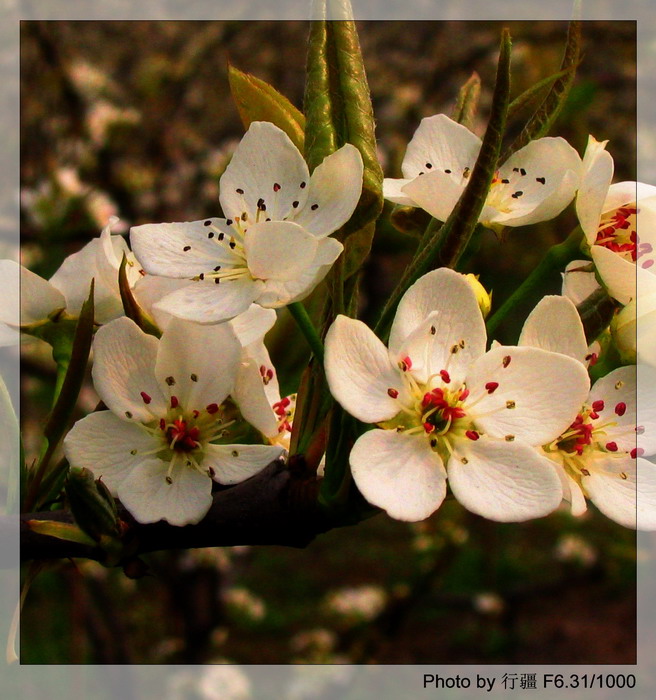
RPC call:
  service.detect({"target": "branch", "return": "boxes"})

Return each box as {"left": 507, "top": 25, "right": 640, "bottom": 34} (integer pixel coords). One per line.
{"left": 16, "top": 460, "right": 340, "bottom": 564}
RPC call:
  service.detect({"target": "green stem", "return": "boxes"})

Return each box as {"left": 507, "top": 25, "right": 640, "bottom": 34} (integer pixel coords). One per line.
{"left": 288, "top": 302, "right": 325, "bottom": 363}
{"left": 486, "top": 226, "right": 584, "bottom": 340}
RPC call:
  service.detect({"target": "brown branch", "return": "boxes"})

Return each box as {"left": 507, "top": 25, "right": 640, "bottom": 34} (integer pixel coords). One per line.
{"left": 16, "top": 460, "right": 342, "bottom": 564}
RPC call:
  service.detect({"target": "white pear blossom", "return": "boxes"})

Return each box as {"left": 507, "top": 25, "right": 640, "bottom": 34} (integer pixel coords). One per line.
{"left": 383, "top": 113, "right": 581, "bottom": 229}
{"left": 131, "top": 275, "right": 294, "bottom": 444}
{"left": 324, "top": 268, "right": 590, "bottom": 523}
{"left": 519, "top": 294, "right": 656, "bottom": 529}
{"left": 576, "top": 135, "right": 656, "bottom": 305}
{"left": 130, "top": 121, "right": 363, "bottom": 324}
{"left": 64, "top": 316, "right": 283, "bottom": 526}
{"left": 0, "top": 219, "right": 142, "bottom": 331}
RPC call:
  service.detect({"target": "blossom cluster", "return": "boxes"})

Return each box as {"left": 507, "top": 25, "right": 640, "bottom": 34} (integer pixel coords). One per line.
{"left": 9, "top": 114, "right": 655, "bottom": 531}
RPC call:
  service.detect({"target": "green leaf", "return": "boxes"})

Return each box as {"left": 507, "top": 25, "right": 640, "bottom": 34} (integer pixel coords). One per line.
{"left": 228, "top": 64, "right": 305, "bottom": 152}
{"left": 24, "top": 281, "right": 95, "bottom": 512}
{"left": 118, "top": 255, "right": 162, "bottom": 338}
{"left": 451, "top": 72, "right": 481, "bottom": 129}
{"left": 506, "top": 64, "right": 578, "bottom": 124}
{"left": 375, "top": 29, "right": 512, "bottom": 340}
{"left": 26, "top": 519, "right": 98, "bottom": 547}
{"left": 304, "top": 15, "right": 383, "bottom": 281}
{"left": 504, "top": 20, "right": 580, "bottom": 157}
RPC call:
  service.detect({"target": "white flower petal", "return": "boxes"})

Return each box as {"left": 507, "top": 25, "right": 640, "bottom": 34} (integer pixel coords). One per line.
{"left": 519, "top": 295, "right": 588, "bottom": 364}
{"left": 255, "top": 237, "right": 343, "bottom": 307}
{"left": 153, "top": 276, "right": 260, "bottom": 324}
{"left": 576, "top": 135, "right": 614, "bottom": 242}
{"left": 229, "top": 305, "right": 277, "bottom": 347}
{"left": 561, "top": 469, "right": 588, "bottom": 516}
{"left": 232, "top": 346, "right": 280, "bottom": 438}
{"left": 389, "top": 267, "right": 486, "bottom": 360}
{"left": 203, "top": 443, "right": 284, "bottom": 485}
{"left": 604, "top": 181, "right": 656, "bottom": 212}
{"left": 292, "top": 144, "right": 363, "bottom": 238}
{"left": 130, "top": 219, "right": 239, "bottom": 278}
{"left": 92, "top": 317, "right": 167, "bottom": 421}
{"left": 583, "top": 454, "right": 656, "bottom": 530}
{"left": 561, "top": 259, "right": 600, "bottom": 305}
{"left": 219, "top": 121, "right": 310, "bottom": 222}
{"left": 63, "top": 411, "right": 158, "bottom": 493}
{"left": 401, "top": 114, "right": 481, "bottom": 180}
{"left": 590, "top": 245, "right": 636, "bottom": 305}
{"left": 350, "top": 429, "right": 447, "bottom": 521}
{"left": 382, "top": 178, "right": 416, "bottom": 206}
{"left": 401, "top": 170, "right": 465, "bottom": 223}
{"left": 49, "top": 238, "right": 113, "bottom": 318}
{"left": 491, "top": 137, "right": 581, "bottom": 227}
{"left": 132, "top": 275, "right": 190, "bottom": 331}
{"left": 154, "top": 317, "right": 240, "bottom": 410}
{"left": 467, "top": 345, "right": 590, "bottom": 445}
{"left": 325, "top": 315, "right": 409, "bottom": 423}
{"left": 447, "top": 437, "right": 562, "bottom": 522}
{"left": 118, "top": 457, "right": 212, "bottom": 526}
{"left": 0, "top": 260, "right": 65, "bottom": 327}
{"left": 245, "top": 221, "right": 318, "bottom": 282}
{"left": 589, "top": 365, "right": 656, "bottom": 455}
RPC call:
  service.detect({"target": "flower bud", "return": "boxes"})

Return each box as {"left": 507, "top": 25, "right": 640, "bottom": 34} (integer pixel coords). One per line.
{"left": 464, "top": 274, "right": 492, "bottom": 318}
{"left": 65, "top": 467, "right": 119, "bottom": 542}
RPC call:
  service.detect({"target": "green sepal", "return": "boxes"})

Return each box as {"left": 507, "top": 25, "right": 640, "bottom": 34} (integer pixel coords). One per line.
{"left": 228, "top": 64, "right": 306, "bottom": 152}
{"left": 389, "top": 204, "right": 432, "bottom": 238}
{"left": 504, "top": 20, "right": 580, "bottom": 158}
{"left": 118, "top": 254, "right": 162, "bottom": 338}
{"left": 375, "top": 30, "right": 512, "bottom": 340}
{"left": 25, "top": 519, "right": 98, "bottom": 547}
{"left": 451, "top": 72, "right": 481, "bottom": 129}
{"left": 576, "top": 286, "right": 619, "bottom": 345}
{"left": 24, "top": 282, "right": 95, "bottom": 513}
{"left": 65, "top": 467, "right": 119, "bottom": 542}
{"left": 304, "top": 16, "right": 383, "bottom": 279}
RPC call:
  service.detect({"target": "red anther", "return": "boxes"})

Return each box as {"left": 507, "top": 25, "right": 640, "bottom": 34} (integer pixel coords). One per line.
{"left": 193, "top": 410, "right": 200, "bottom": 418}
{"left": 615, "top": 402, "right": 627, "bottom": 416}
{"left": 502, "top": 355, "right": 511, "bottom": 368}
{"left": 459, "top": 388, "right": 470, "bottom": 401}
{"left": 592, "top": 400, "right": 605, "bottom": 412}
{"left": 140, "top": 391, "right": 152, "bottom": 404}
{"left": 170, "top": 396, "right": 179, "bottom": 409}
{"left": 631, "top": 447, "right": 644, "bottom": 458}
{"left": 206, "top": 403, "right": 219, "bottom": 414}
{"left": 485, "top": 382, "right": 499, "bottom": 394}
{"left": 159, "top": 418, "right": 166, "bottom": 430}
{"left": 589, "top": 411, "right": 599, "bottom": 420}
{"left": 266, "top": 369, "right": 274, "bottom": 380}
{"left": 606, "top": 441, "right": 618, "bottom": 452}
{"left": 273, "top": 182, "right": 281, "bottom": 192}
{"left": 259, "top": 365, "right": 267, "bottom": 377}
{"left": 465, "top": 430, "right": 479, "bottom": 441}
{"left": 400, "top": 356, "right": 412, "bottom": 371}
{"left": 387, "top": 388, "right": 399, "bottom": 399}
{"left": 587, "top": 353, "right": 599, "bottom": 367}
{"left": 423, "top": 422, "right": 435, "bottom": 434}
{"left": 440, "top": 370, "right": 451, "bottom": 383}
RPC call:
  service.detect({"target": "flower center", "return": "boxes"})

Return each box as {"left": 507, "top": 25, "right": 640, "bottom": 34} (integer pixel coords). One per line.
{"left": 594, "top": 205, "right": 651, "bottom": 266}
{"left": 163, "top": 417, "right": 201, "bottom": 452}
{"left": 544, "top": 399, "right": 625, "bottom": 480}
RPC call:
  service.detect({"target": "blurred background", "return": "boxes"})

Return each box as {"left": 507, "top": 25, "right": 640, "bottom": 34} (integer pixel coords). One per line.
{"left": 20, "top": 20, "right": 637, "bottom": 664}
